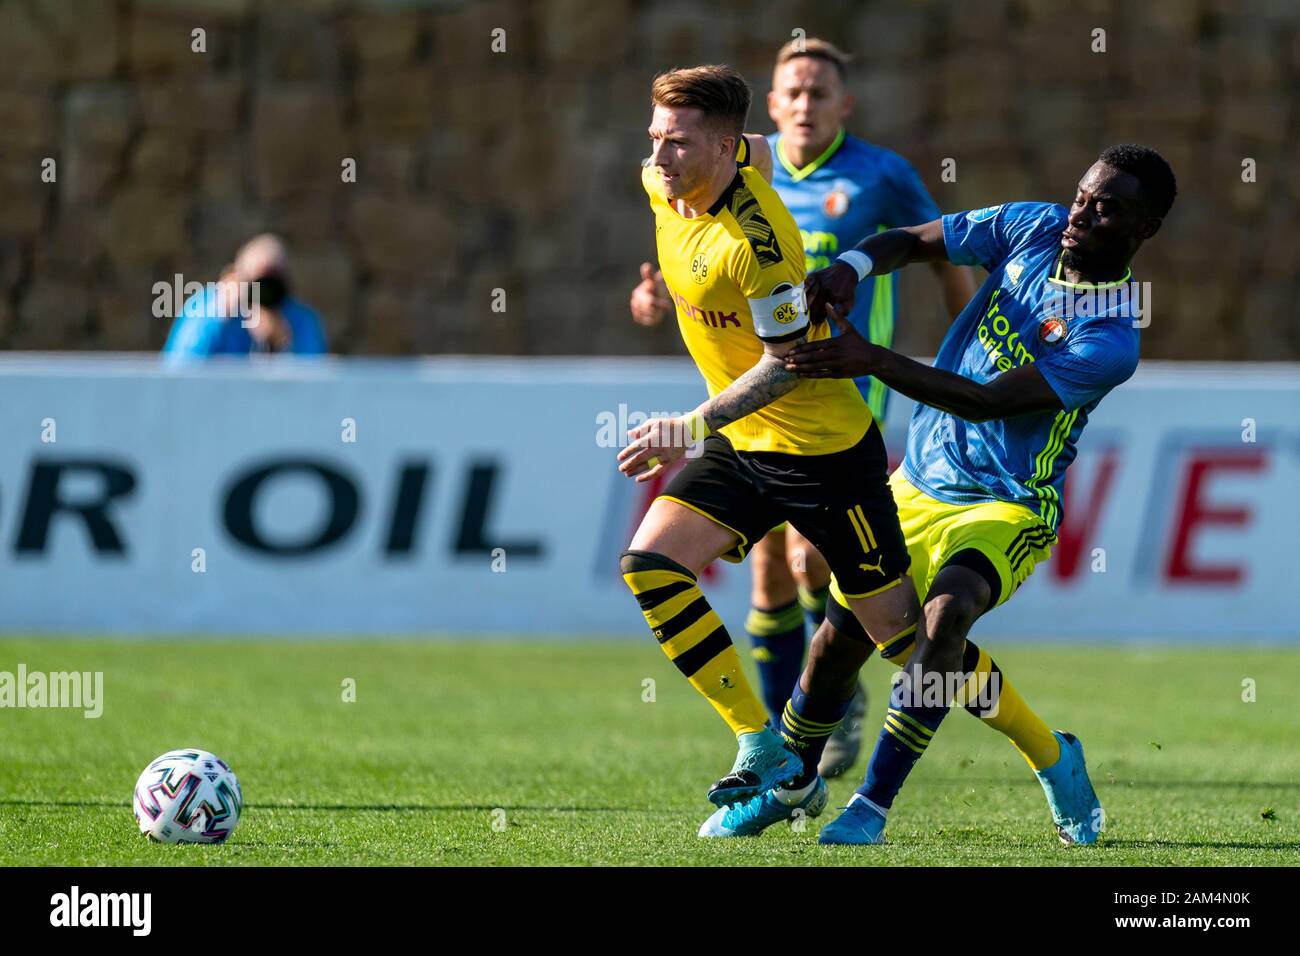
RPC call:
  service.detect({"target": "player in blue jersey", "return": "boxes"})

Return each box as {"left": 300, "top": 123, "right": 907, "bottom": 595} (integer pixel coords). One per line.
{"left": 700, "top": 144, "right": 1175, "bottom": 845}
{"left": 630, "top": 39, "right": 974, "bottom": 777}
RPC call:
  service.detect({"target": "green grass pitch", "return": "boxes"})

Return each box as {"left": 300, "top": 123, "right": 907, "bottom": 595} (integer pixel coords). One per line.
{"left": 1, "top": 638, "right": 1296, "bottom": 866}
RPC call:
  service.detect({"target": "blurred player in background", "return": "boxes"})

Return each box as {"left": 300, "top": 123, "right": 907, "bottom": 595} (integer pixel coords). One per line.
{"left": 720, "top": 145, "right": 1174, "bottom": 845}
{"left": 162, "top": 234, "right": 327, "bottom": 361}
{"left": 617, "top": 65, "right": 919, "bottom": 812}
{"left": 630, "top": 39, "right": 975, "bottom": 777}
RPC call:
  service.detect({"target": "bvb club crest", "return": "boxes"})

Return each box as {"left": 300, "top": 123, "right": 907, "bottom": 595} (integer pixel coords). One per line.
{"left": 1038, "top": 315, "right": 1069, "bottom": 345}
{"left": 774, "top": 302, "right": 798, "bottom": 325}
{"left": 690, "top": 252, "right": 709, "bottom": 284}
{"left": 822, "top": 188, "right": 850, "bottom": 218}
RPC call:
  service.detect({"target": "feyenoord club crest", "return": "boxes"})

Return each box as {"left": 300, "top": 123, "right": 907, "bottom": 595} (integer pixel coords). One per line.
{"left": 822, "top": 188, "right": 849, "bottom": 218}
{"left": 1038, "top": 315, "right": 1069, "bottom": 345}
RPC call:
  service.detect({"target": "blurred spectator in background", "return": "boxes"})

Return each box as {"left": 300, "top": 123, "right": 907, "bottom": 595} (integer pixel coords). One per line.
{"left": 162, "top": 234, "right": 327, "bottom": 361}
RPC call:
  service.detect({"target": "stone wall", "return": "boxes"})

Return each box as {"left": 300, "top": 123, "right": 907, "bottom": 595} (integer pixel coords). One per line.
{"left": 0, "top": 0, "right": 1296, "bottom": 359}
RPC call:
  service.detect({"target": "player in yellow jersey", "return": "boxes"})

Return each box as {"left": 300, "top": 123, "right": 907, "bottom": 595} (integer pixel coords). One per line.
{"left": 630, "top": 39, "right": 979, "bottom": 781}
{"left": 616, "top": 65, "right": 919, "bottom": 812}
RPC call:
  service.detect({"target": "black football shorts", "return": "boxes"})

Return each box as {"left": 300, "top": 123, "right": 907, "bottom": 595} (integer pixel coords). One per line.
{"left": 658, "top": 422, "right": 911, "bottom": 597}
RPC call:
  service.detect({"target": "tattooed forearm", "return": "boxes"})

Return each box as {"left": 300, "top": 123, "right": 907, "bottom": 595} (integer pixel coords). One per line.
{"left": 697, "top": 351, "right": 802, "bottom": 433}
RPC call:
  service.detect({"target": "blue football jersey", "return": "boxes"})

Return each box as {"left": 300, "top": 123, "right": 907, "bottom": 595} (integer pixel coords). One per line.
{"left": 769, "top": 130, "right": 941, "bottom": 418}
{"left": 903, "top": 202, "right": 1142, "bottom": 530}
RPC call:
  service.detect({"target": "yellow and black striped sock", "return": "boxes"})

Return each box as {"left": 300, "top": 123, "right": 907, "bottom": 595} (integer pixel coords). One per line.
{"left": 621, "top": 549, "right": 769, "bottom": 737}
{"left": 954, "top": 642, "right": 1060, "bottom": 770}
{"left": 876, "top": 628, "right": 1059, "bottom": 770}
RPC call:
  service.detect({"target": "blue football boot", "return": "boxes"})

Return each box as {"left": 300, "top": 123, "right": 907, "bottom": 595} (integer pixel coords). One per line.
{"left": 817, "top": 794, "right": 889, "bottom": 846}
{"left": 707, "top": 728, "right": 804, "bottom": 807}
{"left": 1035, "top": 730, "right": 1104, "bottom": 845}
{"left": 699, "top": 777, "right": 829, "bottom": 837}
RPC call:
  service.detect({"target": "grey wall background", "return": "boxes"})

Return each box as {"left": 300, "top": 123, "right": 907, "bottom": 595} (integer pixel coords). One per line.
{"left": 0, "top": 0, "right": 1295, "bottom": 359}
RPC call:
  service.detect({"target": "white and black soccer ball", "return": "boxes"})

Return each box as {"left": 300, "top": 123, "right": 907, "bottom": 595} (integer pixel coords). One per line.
{"left": 133, "top": 748, "right": 243, "bottom": 844}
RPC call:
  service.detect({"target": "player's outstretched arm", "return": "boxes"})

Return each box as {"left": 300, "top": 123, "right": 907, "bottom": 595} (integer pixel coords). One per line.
{"left": 616, "top": 338, "right": 803, "bottom": 482}
{"left": 693, "top": 337, "right": 802, "bottom": 433}
{"left": 805, "top": 218, "right": 948, "bottom": 321}
{"left": 785, "top": 306, "right": 1062, "bottom": 423}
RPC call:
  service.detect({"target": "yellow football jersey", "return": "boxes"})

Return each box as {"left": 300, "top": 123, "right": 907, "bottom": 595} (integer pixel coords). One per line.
{"left": 642, "top": 141, "right": 871, "bottom": 454}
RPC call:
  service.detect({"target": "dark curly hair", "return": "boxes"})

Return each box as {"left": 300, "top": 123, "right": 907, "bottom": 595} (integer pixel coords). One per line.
{"left": 1098, "top": 144, "right": 1177, "bottom": 219}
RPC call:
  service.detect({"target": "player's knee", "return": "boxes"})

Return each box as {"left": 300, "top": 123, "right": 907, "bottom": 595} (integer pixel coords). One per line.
{"left": 922, "top": 591, "right": 981, "bottom": 646}
{"left": 619, "top": 549, "right": 696, "bottom": 589}
{"left": 840, "top": 577, "right": 920, "bottom": 651}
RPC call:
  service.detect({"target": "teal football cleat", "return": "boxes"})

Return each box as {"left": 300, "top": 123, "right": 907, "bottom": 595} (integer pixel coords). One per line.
{"left": 698, "top": 777, "right": 829, "bottom": 838}
{"left": 817, "top": 794, "right": 888, "bottom": 845}
{"left": 1035, "top": 730, "right": 1104, "bottom": 846}
{"left": 707, "top": 728, "right": 804, "bottom": 807}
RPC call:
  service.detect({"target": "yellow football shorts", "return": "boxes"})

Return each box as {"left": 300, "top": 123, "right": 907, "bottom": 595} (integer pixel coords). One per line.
{"left": 888, "top": 470, "right": 1056, "bottom": 608}
{"left": 829, "top": 470, "right": 1056, "bottom": 613}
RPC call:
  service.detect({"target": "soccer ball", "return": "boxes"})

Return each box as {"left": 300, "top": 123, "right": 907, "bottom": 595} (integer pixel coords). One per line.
{"left": 133, "top": 748, "right": 243, "bottom": 844}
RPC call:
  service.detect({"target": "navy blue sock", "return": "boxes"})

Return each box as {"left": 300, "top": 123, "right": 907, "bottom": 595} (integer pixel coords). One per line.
{"left": 745, "top": 599, "right": 806, "bottom": 723}
{"left": 858, "top": 667, "right": 951, "bottom": 810}
{"left": 778, "top": 679, "right": 853, "bottom": 788}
